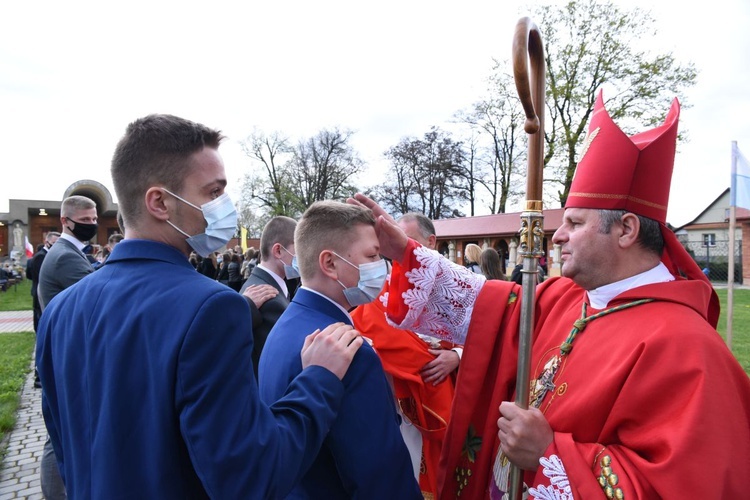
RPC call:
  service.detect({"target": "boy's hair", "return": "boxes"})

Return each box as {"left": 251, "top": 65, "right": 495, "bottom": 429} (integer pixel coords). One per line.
{"left": 295, "top": 201, "right": 376, "bottom": 280}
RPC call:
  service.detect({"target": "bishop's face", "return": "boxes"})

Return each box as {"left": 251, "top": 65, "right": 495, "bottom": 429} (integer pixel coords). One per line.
{"left": 552, "top": 208, "right": 619, "bottom": 290}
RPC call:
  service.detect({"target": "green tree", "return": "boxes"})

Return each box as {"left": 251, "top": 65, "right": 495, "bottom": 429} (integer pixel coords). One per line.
{"left": 535, "top": 1, "right": 697, "bottom": 206}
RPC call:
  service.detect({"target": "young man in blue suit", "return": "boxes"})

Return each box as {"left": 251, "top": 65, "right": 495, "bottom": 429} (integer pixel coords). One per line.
{"left": 36, "top": 114, "right": 363, "bottom": 499}
{"left": 259, "top": 201, "right": 421, "bottom": 499}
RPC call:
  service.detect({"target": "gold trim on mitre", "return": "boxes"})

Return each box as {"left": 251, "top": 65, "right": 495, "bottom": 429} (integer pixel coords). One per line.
{"left": 567, "top": 192, "right": 667, "bottom": 211}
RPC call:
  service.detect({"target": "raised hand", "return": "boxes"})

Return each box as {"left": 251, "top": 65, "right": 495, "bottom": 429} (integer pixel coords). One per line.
{"left": 347, "top": 193, "right": 409, "bottom": 261}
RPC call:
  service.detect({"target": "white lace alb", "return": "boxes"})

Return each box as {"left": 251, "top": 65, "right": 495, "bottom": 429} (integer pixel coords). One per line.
{"left": 385, "top": 245, "right": 485, "bottom": 345}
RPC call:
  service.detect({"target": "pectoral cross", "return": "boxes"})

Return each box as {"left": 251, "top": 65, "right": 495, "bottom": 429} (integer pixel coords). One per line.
{"left": 529, "top": 355, "right": 561, "bottom": 409}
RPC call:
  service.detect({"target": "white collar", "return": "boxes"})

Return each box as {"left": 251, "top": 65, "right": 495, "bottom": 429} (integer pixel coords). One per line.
{"left": 58, "top": 232, "right": 87, "bottom": 252}
{"left": 587, "top": 262, "right": 674, "bottom": 309}
{"left": 257, "top": 263, "right": 289, "bottom": 298}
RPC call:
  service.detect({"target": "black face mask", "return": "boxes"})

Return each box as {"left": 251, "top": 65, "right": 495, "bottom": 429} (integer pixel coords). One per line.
{"left": 66, "top": 218, "right": 98, "bottom": 242}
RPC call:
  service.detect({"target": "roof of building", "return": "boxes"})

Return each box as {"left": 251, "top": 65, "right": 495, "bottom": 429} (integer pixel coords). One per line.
{"left": 675, "top": 187, "right": 750, "bottom": 229}
{"left": 433, "top": 207, "right": 565, "bottom": 239}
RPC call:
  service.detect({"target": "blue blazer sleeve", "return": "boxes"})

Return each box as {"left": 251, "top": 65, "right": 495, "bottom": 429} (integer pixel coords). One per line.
{"left": 175, "top": 291, "right": 345, "bottom": 499}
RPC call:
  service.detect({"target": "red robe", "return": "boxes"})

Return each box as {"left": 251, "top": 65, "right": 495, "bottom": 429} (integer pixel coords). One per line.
{"left": 388, "top": 240, "right": 750, "bottom": 499}
{"left": 351, "top": 296, "right": 455, "bottom": 499}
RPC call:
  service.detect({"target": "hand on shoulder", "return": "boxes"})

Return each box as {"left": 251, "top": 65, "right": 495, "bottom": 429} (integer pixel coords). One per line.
{"left": 301, "top": 322, "right": 363, "bottom": 380}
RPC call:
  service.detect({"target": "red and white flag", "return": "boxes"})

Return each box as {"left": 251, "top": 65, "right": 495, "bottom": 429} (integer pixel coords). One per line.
{"left": 25, "top": 236, "right": 34, "bottom": 258}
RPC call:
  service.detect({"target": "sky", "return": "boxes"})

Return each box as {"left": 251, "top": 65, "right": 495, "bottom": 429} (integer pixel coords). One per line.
{"left": 1, "top": 0, "right": 749, "bottom": 228}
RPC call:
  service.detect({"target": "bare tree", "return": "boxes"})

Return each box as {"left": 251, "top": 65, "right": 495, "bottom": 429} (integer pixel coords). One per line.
{"left": 379, "top": 127, "right": 465, "bottom": 219}
{"left": 287, "top": 128, "right": 364, "bottom": 212}
{"left": 238, "top": 130, "right": 297, "bottom": 224}
{"left": 456, "top": 64, "right": 527, "bottom": 213}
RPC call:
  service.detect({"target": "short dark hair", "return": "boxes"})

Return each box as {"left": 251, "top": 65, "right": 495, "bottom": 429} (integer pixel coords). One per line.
{"left": 259, "top": 216, "right": 297, "bottom": 263}
{"left": 397, "top": 212, "right": 436, "bottom": 240}
{"left": 111, "top": 114, "right": 223, "bottom": 230}
{"left": 598, "top": 209, "right": 664, "bottom": 256}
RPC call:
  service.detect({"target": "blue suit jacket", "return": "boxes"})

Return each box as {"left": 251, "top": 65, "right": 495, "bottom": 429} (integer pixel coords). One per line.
{"left": 36, "top": 239, "right": 346, "bottom": 499}
{"left": 259, "top": 288, "right": 421, "bottom": 499}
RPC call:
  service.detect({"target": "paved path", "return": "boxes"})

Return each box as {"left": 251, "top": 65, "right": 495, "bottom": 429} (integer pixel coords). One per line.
{"left": 0, "top": 310, "right": 44, "bottom": 499}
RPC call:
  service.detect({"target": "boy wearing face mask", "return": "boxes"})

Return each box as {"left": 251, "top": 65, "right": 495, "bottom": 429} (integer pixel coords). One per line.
{"left": 258, "top": 200, "right": 421, "bottom": 500}
{"left": 239, "top": 215, "right": 300, "bottom": 378}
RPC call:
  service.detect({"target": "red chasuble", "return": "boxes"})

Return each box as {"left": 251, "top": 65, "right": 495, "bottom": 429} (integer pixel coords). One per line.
{"left": 387, "top": 240, "right": 750, "bottom": 499}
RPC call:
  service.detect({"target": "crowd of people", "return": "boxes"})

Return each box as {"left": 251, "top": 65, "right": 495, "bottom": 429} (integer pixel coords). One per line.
{"left": 190, "top": 245, "right": 260, "bottom": 291}
{"left": 30, "top": 93, "right": 750, "bottom": 500}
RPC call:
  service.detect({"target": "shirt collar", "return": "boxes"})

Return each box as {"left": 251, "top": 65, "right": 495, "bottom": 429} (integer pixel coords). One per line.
{"left": 299, "top": 286, "right": 353, "bottom": 322}
{"left": 58, "top": 232, "right": 87, "bottom": 252}
{"left": 257, "top": 263, "right": 289, "bottom": 297}
{"left": 587, "top": 262, "right": 675, "bottom": 309}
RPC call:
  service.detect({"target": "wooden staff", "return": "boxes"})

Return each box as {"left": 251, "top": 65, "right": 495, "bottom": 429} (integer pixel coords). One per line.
{"left": 509, "top": 17, "right": 546, "bottom": 500}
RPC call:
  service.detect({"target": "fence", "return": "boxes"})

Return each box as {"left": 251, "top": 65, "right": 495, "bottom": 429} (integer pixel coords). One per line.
{"left": 682, "top": 239, "right": 742, "bottom": 283}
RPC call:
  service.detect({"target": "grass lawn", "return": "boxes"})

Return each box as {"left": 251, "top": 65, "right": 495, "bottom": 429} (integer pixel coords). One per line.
{"left": 0, "top": 333, "right": 35, "bottom": 456}
{"left": 0, "top": 279, "right": 32, "bottom": 311}
{"left": 715, "top": 287, "right": 750, "bottom": 374}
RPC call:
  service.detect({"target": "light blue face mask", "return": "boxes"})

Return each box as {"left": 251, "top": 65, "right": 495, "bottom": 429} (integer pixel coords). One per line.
{"left": 279, "top": 245, "right": 300, "bottom": 279}
{"left": 163, "top": 189, "right": 238, "bottom": 258}
{"left": 332, "top": 252, "right": 388, "bottom": 307}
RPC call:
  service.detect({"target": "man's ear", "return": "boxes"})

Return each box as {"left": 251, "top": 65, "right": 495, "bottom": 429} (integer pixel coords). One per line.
{"left": 619, "top": 213, "right": 641, "bottom": 249}
{"left": 319, "top": 250, "right": 339, "bottom": 280}
{"left": 427, "top": 234, "right": 437, "bottom": 250}
{"left": 270, "top": 242, "right": 283, "bottom": 260}
{"left": 144, "top": 188, "right": 170, "bottom": 221}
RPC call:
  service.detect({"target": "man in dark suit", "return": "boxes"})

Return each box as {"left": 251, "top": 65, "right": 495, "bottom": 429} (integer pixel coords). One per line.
{"left": 38, "top": 196, "right": 97, "bottom": 310}
{"left": 36, "top": 114, "right": 361, "bottom": 499}
{"left": 239, "top": 215, "right": 298, "bottom": 377}
{"left": 259, "top": 201, "right": 421, "bottom": 499}
{"left": 29, "top": 232, "right": 60, "bottom": 332}
{"left": 28, "top": 232, "right": 60, "bottom": 389}
{"left": 37, "top": 195, "right": 98, "bottom": 500}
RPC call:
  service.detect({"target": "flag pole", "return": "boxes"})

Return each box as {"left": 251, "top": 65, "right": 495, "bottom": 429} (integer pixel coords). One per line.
{"left": 509, "top": 17, "right": 546, "bottom": 500}
{"left": 728, "top": 141, "right": 738, "bottom": 349}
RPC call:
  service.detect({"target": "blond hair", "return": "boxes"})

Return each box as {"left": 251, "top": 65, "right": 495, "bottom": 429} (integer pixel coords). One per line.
{"left": 61, "top": 195, "right": 96, "bottom": 218}
{"left": 464, "top": 243, "right": 482, "bottom": 264}
{"left": 295, "top": 201, "right": 376, "bottom": 281}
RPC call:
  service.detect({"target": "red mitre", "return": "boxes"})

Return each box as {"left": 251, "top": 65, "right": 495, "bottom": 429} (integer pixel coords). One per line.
{"left": 565, "top": 91, "right": 719, "bottom": 327}
{"left": 566, "top": 90, "right": 678, "bottom": 222}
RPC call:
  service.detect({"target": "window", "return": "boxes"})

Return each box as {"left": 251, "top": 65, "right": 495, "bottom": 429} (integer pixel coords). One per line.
{"left": 702, "top": 233, "right": 716, "bottom": 247}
